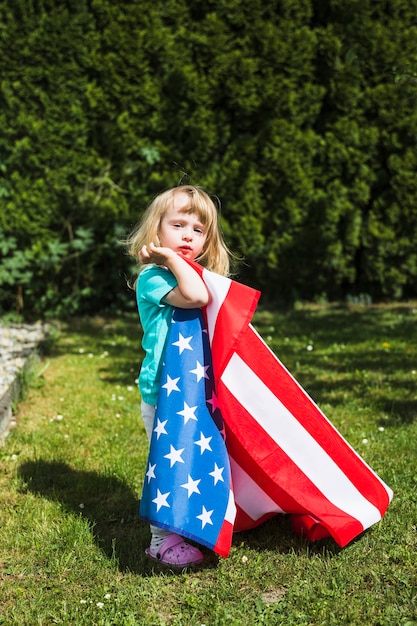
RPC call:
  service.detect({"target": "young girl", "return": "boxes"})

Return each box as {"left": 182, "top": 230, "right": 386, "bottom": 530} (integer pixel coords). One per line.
{"left": 127, "top": 185, "right": 234, "bottom": 567}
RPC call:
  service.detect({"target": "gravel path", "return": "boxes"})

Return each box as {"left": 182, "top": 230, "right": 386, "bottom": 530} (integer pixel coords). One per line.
{"left": 0, "top": 321, "right": 49, "bottom": 442}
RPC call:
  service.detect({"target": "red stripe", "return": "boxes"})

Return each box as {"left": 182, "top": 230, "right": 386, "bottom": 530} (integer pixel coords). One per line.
{"left": 214, "top": 519, "right": 234, "bottom": 557}
{"left": 209, "top": 279, "right": 260, "bottom": 378}
{"left": 219, "top": 381, "right": 364, "bottom": 546}
{"left": 235, "top": 325, "right": 391, "bottom": 515}
{"left": 234, "top": 504, "right": 277, "bottom": 532}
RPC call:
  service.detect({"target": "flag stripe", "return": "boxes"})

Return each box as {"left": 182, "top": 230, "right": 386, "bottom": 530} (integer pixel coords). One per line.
{"left": 237, "top": 324, "right": 393, "bottom": 514}
{"left": 219, "top": 381, "right": 366, "bottom": 545}
{"left": 222, "top": 351, "right": 382, "bottom": 529}
{"left": 229, "top": 456, "right": 285, "bottom": 520}
{"left": 202, "top": 269, "right": 260, "bottom": 375}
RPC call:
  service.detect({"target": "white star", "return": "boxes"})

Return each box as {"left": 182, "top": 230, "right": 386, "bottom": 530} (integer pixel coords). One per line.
{"left": 206, "top": 391, "right": 220, "bottom": 412}
{"left": 153, "top": 418, "right": 168, "bottom": 439}
{"left": 190, "top": 360, "right": 210, "bottom": 382}
{"left": 177, "top": 402, "right": 198, "bottom": 424}
{"left": 194, "top": 432, "right": 212, "bottom": 454}
{"left": 196, "top": 505, "right": 214, "bottom": 528}
{"left": 209, "top": 463, "right": 224, "bottom": 485}
{"left": 152, "top": 489, "right": 170, "bottom": 512}
{"left": 146, "top": 462, "right": 156, "bottom": 483}
{"left": 164, "top": 444, "right": 185, "bottom": 467}
{"left": 172, "top": 333, "right": 193, "bottom": 354}
{"left": 162, "top": 374, "right": 180, "bottom": 396}
{"left": 180, "top": 474, "right": 201, "bottom": 498}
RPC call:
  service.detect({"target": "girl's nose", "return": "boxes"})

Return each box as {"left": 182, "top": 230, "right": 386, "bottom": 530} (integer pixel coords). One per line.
{"left": 182, "top": 229, "right": 193, "bottom": 241}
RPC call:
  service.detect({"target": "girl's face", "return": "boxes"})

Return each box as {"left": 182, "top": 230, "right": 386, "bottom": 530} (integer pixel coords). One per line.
{"left": 158, "top": 192, "right": 207, "bottom": 261}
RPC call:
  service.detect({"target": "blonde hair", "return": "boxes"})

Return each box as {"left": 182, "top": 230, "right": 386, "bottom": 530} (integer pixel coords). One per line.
{"left": 126, "top": 185, "right": 233, "bottom": 276}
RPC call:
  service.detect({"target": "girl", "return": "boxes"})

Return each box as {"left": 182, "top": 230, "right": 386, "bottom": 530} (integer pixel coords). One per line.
{"left": 127, "top": 185, "right": 234, "bottom": 567}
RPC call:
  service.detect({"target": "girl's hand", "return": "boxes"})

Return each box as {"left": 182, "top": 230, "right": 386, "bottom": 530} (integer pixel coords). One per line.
{"left": 139, "top": 242, "right": 175, "bottom": 266}
{"left": 139, "top": 243, "right": 209, "bottom": 308}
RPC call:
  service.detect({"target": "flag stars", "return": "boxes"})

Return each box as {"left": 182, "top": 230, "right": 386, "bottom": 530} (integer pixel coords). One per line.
{"left": 190, "top": 360, "right": 210, "bottom": 382}
{"left": 177, "top": 402, "right": 198, "bottom": 424}
{"left": 162, "top": 375, "right": 180, "bottom": 396}
{"left": 196, "top": 505, "right": 214, "bottom": 528}
{"left": 180, "top": 474, "right": 201, "bottom": 498}
{"left": 207, "top": 391, "right": 220, "bottom": 413}
{"left": 209, "top": 463, "right": 224, "bottom": 485}
{"left": 153, "top": 418, "right": 168, "bottom": 439}
{"left": 194, "top": 432, "right": 213, "bottom": 454}
{"left": 172, "top": 333, "right": 193, "bottom": 354}
{"left": 146, "top": 462, "right": 156, "bottom": 483}
{"left": 164, "top": 444, "right": 185, "bottom": 467}
{"left": 152, "top": 489, "right": 170, "bottom": 512}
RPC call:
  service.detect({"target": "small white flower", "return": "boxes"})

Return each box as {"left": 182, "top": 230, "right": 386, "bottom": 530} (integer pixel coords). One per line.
{"left": 362, "top": 438, "right": 368, "bottom": 444}
{"left": 127, "top": 386, "right": 133, "bottom": 391}
{"left": 79, "top": 503, "right": 85, "bottom": 509}
{"left": 88, "top": 353, "right": 94, "bottom": 358}
{"left": 96, "top": 602, "right": 104, "bottom": 608}
{"left": 306, "top": 344, "right": 313, "bottom": 351}
{"left": 241, "top": 555, "right": 248, "bottom": 563}
{"left": 116, "top": 413, "right": 121, "bottom": 418}
{"left": 378, "top": 426, "right": 385, "bottom": 432}
{"left": 78, "top": 348, "right": 84, "bottom": 354}
{"left": 80, "top": 599, "right": 87, "bottom": 604}
{"left": 56, "top": 414, "right": 63, "bottom": 421}
{"left": 104, "top": 593, "right": 111, "bottom": 600}
{"left": 117, "top": 396, "right": 124, "bottom": 401}
{"left": 412, "top": 370, "right": 416, "bottom": 375}
{"left": 11, "top": 454, "right": 18, "bottom": 461}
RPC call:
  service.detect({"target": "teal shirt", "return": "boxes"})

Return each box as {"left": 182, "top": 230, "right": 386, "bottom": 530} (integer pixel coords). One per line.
{"left": 136, "top": 265, "right": 178, "bottom": 405}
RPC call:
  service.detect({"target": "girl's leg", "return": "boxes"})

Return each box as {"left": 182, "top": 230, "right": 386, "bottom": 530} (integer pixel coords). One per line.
{"left": 141, "top": 400, "right": 156, "bottom": 442}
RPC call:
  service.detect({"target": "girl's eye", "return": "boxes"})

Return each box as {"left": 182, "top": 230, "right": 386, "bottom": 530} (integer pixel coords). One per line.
{"left": 194, "top": 228, "right": 203, "bottom": 234}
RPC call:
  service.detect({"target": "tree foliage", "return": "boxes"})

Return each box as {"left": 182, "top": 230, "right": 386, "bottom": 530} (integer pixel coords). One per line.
{"left": 1, "top": 0, "right": 417, "bottom": 317}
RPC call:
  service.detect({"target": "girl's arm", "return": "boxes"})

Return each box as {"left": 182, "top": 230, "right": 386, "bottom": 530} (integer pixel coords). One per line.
{"left": 139, "top": 243, "right": 209, "bottom": 308}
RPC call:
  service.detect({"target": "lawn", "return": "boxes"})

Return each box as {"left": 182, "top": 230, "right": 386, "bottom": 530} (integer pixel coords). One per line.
{"left": 0, "top": 302, "right": 416, "bottom": 625}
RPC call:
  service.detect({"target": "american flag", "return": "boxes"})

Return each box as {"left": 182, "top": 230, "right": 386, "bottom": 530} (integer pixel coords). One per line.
{"left": 140, "top": 263, "right": 393, "bottom": 556}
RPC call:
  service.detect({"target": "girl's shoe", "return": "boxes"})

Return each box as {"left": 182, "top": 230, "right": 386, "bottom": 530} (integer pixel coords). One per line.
{"left": 145, "top": 533, "right": 204, "bottom": 568}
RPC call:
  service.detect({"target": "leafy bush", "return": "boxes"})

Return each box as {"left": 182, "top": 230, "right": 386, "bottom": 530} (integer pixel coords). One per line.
{"left": 1, "top": 0, "right": 417, "bottom": 317}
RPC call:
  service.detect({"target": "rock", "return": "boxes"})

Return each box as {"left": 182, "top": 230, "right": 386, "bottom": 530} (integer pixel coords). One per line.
{"left": 0, "top": 321, "right": 49, "bottom": 444}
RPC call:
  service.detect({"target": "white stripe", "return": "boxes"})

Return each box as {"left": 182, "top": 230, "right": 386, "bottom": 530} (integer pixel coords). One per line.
{"left": 248, "top": 325, "right": 393, "bottom": 498}
{"left": 202, "top": 268, "right": 230, "bottom": 343}
{"left": 225, "top": 489, "right": 237, "bottom": 524}
{"left": 222, "top": 352, "right": 383, "bottom": 529}
{"left": 230, "top": 456, "right": 285, "bottom": 520}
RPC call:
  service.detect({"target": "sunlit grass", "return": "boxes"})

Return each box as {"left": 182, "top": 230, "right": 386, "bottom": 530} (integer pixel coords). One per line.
{"left": 0, "top": 304, "right": 416, "bottom": 625}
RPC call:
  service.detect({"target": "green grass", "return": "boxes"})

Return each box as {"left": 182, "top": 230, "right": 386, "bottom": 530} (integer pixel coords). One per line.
{"left": 1, "top": 303, "right": 416, "bottom": 625}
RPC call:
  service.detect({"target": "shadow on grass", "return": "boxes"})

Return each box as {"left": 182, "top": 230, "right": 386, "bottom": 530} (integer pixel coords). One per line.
{"left": 17, "top": 459, "right": 164, "bottom": 576}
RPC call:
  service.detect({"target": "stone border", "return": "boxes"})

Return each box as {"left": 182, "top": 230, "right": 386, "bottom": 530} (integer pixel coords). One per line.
{"left": 0, "top": 322, "right": 49, "bottom": 445}
{"left": 0, "top": 377, "right": 21, "bottom": 443}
